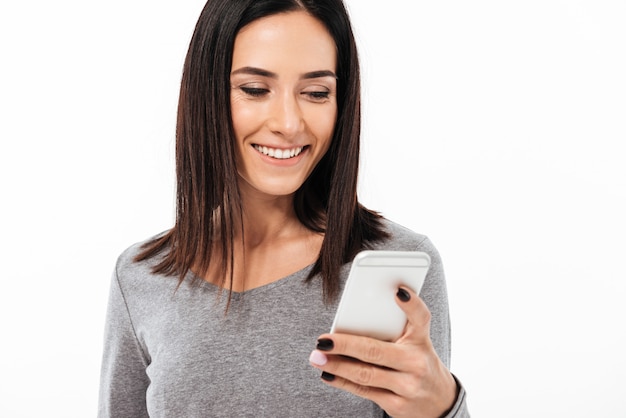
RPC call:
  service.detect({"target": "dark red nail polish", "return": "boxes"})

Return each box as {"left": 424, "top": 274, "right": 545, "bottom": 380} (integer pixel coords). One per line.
{"left": 397, "top": 288, "right": 411, "bottom": 302}
{"left": 316, "top": 338, "right": 334, "bottom": 351}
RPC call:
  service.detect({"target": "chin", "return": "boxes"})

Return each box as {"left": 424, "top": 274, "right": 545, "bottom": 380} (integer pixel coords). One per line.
{"left": 240, "top": 177, "right": 304, "bottom": 199}
{"left": 259, "top": 185, "right": 301, "bottom": 197}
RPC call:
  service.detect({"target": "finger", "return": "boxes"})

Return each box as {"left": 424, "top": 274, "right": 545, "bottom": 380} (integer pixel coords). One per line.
{"left": 317, "top": 354, "right": 457, "bottom": 418}
{"left": 316, "top": 353, "right": 394, "bottom": 390}
{"left": 314, "top": 334, "right": 403, "bottom": 369}
{"left": 317, "top": 368, "right": 403, "bottom": 409}
{"left": 311, "top": 334, "right": 430, "bottom": 377}
{"left": 312, "top": 350, "right": 420, "bottom": 399}
{"left": 395, "top": 287, "right": 432, "bottom": 345}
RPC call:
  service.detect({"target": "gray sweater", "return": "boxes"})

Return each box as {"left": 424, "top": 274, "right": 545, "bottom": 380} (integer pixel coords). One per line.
{"left": 98, "top": 219, "right": 469, "bottom": 417}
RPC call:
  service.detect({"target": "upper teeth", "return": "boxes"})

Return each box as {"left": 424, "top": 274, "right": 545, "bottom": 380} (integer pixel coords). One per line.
{"left": 254, "top": 145, "right": 304, "bottom": 159}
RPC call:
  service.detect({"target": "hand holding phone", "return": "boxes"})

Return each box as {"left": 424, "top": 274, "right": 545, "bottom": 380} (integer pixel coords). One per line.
{"left": 330, "top": 250, "right": 430, "bottom": 341}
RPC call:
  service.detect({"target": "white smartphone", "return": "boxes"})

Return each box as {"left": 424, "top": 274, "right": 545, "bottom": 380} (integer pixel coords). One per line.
{"left": 330, "top": 250, "right": 431, "bottom": 341}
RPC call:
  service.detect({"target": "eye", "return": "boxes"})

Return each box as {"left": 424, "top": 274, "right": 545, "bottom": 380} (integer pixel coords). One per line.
{"left": 302, "top": 90, "right": 331, "bottom": 102}
{"left": 240, "top": 86, "right": 269, "bottom": 97}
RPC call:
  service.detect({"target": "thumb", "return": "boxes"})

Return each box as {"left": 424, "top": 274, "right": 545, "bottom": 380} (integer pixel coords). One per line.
{"left": 396, "top": 287, "right": 432, "bottom": 344}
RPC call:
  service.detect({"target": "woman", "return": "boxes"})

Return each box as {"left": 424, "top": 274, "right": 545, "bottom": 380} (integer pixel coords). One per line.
{"left": 98, "top": 0, "right": 470, "bottom": 417}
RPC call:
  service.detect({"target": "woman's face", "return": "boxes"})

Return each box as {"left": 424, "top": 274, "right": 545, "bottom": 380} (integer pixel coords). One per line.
{"left": 230, "top": 11, "right": 338, "bottom": 200}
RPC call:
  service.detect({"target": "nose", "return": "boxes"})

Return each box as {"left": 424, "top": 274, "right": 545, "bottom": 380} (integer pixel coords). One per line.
{"left": 267, "top": 92, "right": 304, "bottom": 139}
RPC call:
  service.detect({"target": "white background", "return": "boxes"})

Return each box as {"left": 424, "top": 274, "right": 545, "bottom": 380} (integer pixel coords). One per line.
{"left": 1, "top": 1, "right": 624, "bottom": 417}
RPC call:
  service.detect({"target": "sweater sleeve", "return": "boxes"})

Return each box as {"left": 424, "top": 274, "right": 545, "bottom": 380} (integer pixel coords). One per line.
{"left": 98, "top": 266, "right": 150, "bottom": 418}
{"left": 417, "top": 237, "right": 471, "bottom": 418}
{"left": 442, "top": 374, "right": 470, "bottom": 418}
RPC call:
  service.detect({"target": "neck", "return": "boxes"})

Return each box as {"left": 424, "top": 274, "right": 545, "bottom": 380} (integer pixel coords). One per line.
{"left": 200, "top": 186, "right": 323, "bottom": 292}
{"left": 237, "top": 191, "right": 302, "bottom": 248}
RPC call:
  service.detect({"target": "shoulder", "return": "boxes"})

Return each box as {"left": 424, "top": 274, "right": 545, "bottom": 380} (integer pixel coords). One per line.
{"left": 375, "top": 218, "right": 440, "bottom": 257}
{"left": 373, "top": 218, "right": 445, "bottom": 279}
{"left": 113, "top": 232, "right": 171, "bottom": 292}
{"left": 107, "top": 232, "right": 184, "bottom": 324}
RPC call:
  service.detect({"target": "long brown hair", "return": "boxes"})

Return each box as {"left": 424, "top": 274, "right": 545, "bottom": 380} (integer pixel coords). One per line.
{"left": 135, "top": 0, "right": 388, "bottom": 303}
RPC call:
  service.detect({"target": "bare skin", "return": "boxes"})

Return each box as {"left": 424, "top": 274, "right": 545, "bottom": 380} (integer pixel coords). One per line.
{"left": 203, "top": 187, "right": 323, "bottom": 292}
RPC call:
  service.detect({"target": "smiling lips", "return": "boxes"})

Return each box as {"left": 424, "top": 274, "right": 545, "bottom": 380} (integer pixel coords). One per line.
{"left": 253, "top": 144, "right": 306, "bottom": 160}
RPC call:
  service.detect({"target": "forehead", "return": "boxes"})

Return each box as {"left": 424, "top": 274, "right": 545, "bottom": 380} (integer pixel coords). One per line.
{"left": 232, "top": 11, "right": 337, "bottom": 73}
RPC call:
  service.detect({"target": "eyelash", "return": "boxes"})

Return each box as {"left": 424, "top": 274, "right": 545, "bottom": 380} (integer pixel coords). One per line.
{"left": 239, "top": 87, "right": 330, "bottom": 101}
{"left": 240, "top": 87, "right": 268, "bottom": 97}
{"left": 304, "top": 91, "right": 330, "bottom": 101}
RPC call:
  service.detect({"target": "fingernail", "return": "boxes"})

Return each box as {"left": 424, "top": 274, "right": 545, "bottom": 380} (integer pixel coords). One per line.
{"left": 309, "top": 350, "right": 328, "bottom": 366}
{"left": 321, "top": 372, "right": 336, "bottom": 382}
{"left": 397, "top": 288, "right": 411, "bottom": 302}
{"left": 316, "top": 338, "right": 334, "bottom": 351}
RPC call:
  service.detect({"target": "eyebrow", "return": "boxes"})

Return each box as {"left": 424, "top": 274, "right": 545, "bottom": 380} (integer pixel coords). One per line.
{"left": 231, "top": 66, "right": 338, "bottom": 80}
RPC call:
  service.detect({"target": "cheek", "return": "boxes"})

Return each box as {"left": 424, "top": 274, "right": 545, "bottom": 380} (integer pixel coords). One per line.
{"left": 313, "top": 106, "right": 337, "bottom": 149}
{"left": 230, "top": 102, "right": 250, "bottom": 168}
{"left": 230, "top": 94, "right": 267, "bottom": 140}
{"left": 230, "top": 98, "right": 249, "bottom": 138}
